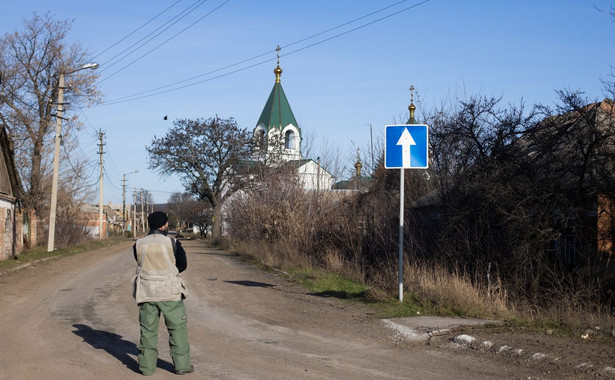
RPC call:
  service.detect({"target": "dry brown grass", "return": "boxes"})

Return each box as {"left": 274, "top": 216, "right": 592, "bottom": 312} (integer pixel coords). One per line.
{"left": 404, "top": 261, "right": 511, "bottom": 318}
{"left": 231, "top": 239, "right": 314, "bottom": 270}
{"left": 223, "top": 166, "right": 614, "bottom": 328}
{"left": 515, "top": 288, "right": 614, "bottom": 330}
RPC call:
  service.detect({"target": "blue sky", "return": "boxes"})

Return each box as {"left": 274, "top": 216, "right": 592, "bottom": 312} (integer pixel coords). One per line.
{"left": 3, "top": 1, "right": 614, "bottom": 204}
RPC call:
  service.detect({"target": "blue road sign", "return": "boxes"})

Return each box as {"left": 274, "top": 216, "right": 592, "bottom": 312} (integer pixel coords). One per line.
{"left": 385, "top": 124, "right": 429, "bottom": 169}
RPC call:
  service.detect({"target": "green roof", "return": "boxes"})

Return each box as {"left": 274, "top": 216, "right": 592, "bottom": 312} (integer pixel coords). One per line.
{"left": 257, "top": 82, "right": 299, "bottom": 133}
{"left": 285, "top": 159, "right": 311, "bottom": 169}
{"left": 332, "top": 175, "right": 373, "bottom": 190}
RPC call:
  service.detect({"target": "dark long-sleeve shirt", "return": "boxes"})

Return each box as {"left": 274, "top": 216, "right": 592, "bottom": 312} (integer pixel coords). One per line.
{"left": 133, "top": 229, "right": 187, "bottom": 272}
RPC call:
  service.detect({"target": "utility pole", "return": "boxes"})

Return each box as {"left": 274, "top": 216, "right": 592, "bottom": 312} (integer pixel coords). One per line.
{"left": 122, "top": 170, "right": 138, "bottom": 234}
{"left": 140, "top": 189, "right": 145, "bottom": 233}
{"left": 133, "top": 190, "right": 137, "bottom": 238}
{"left": 47, "top": 72, "right": 65, "bottom": 252}
{"left": 98, "top": 130, "right": 105, "bottom": 240}
{"left": 47, "top": 62, "right": 98, "bottom": 252}
{"left": 122, "top": 175, "right": 127, "bottom": 234}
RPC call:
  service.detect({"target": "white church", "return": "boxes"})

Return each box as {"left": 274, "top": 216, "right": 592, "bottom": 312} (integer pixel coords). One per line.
{"left": 250, "top": 47, "right": 335, "bottom": 191}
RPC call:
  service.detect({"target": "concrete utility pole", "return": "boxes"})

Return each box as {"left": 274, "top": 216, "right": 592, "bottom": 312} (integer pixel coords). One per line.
{"left": 133, "top": 190, "right": 137, "bottom": 238}
{"left": 98, "top": 130, "right": 105, "bottom": 240}
{"left": 47, "top": 72, "right": 65, "bottom": 252}
{"left": 140, "top": 189, "right": 145, "bottom": 233}
{"left": 122, "top": 170, "right": 138, "bottom": 233}
{"left": 47, "top": 62, "right": 98, "bottom": 252}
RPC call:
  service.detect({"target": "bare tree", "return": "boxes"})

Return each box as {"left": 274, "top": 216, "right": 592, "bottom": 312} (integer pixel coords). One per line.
{"left": 189, "top": 200, "right": 214, "bottom": 238}
{"left": 0, "top": 12, "right": 101, "bottom": 215}
{"left": 147, "top": 116, "right": 252, "bottom": 237}
{"left": 167, "top": 192, "right": 196, "bottom": 230}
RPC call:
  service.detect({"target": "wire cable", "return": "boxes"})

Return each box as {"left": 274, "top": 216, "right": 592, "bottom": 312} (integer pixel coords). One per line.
{"left": 62, "top": 142, "right": 98, "bottom": 180}
{"left": 99, "top": 0, "right": 430, "bottom": 105}
{"left": 92, "top": 0, "right": 183, "bottom": 60}
{"left": 100, "top": 0, "right": 415, "bottom": 103}
{"left": 98, "top": 0, "right": 231, "bottom": 84}
{"left": 97, "top": 0, "right": 208, "bottom": 74}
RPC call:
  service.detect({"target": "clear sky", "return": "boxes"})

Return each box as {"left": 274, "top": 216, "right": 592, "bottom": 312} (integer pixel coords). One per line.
{"left": 3, "top": 0, "right": 615, "bottom": 204}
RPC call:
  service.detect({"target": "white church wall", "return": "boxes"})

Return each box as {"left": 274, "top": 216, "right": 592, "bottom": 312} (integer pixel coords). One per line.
{"left": 297, "top": 160, "right": 334, "bottom": 191}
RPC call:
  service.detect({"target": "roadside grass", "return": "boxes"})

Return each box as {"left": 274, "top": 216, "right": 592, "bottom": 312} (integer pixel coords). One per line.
{"left": 286, "top": 267, "right": 369, "bottom": 299}
{"left": 283, "top": 264, "right": 613, "bottom": 340}
{"left": 225, "top": 238, "right": 512, "bottom": 319}
{"left": 0, "top": 236, "right": 131, "bottom": 273}
{"left": 211, "top": 238, "right": 615, "bottom": 341}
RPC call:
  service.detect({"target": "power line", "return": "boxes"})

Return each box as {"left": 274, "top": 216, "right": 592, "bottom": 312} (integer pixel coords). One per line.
{"left": 100, "top": 0, "right": 419, "bottom": 103}
{"left": 62, "top": 141, "right": 97, "bottom": 180}
{"left": 98, "top": 0, "right": 431, "bottom": 105}
{"left": 97, "top": 0, "right": 208, "bottom": 74}
{"left": 283, "top": 0, "right": 431, "bottom": 58}
{"left": 92, "top": 0, "right": 183, "bottom": 60}
{"left": 78, "top": 108, "right": 103, "bottom": 138}
{"left": 98, "top": 0, "right": 231, "bottom": 84}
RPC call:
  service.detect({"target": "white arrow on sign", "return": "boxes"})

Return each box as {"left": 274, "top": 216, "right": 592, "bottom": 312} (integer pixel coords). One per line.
{"left": 396, "top": 128, "right": 416, "bottom": 168}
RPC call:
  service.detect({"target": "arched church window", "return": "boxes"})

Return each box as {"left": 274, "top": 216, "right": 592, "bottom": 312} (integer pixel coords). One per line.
{"left": 285, "top": 130, "right": 295, "bottom": 150}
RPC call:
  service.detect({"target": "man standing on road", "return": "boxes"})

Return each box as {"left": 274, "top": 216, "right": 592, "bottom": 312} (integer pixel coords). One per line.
{"left": 133, "top": 211, "right": 194, "bottom": 376}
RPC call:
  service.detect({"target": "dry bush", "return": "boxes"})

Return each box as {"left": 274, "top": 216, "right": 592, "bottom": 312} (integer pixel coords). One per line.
{"left": 516, "top": 284, "right": 614, "bottom": 329}
{"left": 318, "top": 246, "right": 366, "bottom": 285}
{"left": 321, "top": 248, "right": 345, "bottom": 273}
{"left": 226, "top": 174, "right": 313, "bottom": 244}
{"left": 225, "top": 165, "right": 325, "bottom": 266}
{"left": 39, "top": 191, "right": 93, "bottom": 249}
{"left": 53, "top": 217, "right": 92, "bottom": 247}
{"left": 404, "top": 261, "right": 510, "bottom": 318}
{"left": 232, "top": 239, "right": 313, "bottom": 270}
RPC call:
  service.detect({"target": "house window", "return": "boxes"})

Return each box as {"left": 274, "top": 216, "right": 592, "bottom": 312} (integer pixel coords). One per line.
{"left": 285, "top": 130, "right": 295, "bottom": 150}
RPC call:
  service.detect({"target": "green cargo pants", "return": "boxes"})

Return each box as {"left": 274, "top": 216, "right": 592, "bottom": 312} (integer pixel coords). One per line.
{"left": 138, "top": 300, "right": 191, "bottom": 375}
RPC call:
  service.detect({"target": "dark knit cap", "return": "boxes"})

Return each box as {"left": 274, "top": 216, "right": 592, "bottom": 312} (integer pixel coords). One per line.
{"left": 148, "top": 211, "right": 168, "bottom": 230}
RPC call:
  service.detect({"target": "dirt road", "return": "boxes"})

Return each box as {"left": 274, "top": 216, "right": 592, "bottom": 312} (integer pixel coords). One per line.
{"left": 0, "top": 240, "right": 610, "bottom": 379}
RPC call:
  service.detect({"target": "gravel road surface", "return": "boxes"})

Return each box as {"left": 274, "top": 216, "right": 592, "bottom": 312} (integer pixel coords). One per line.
{"left": 0, "top": 240, "right": 610, "bottom": 379}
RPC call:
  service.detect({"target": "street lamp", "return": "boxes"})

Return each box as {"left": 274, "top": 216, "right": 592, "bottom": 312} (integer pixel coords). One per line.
{"left": 122, "top": 170, "right": 138, "bottom": 234}
{"left": 47, "top": 62, "right": 99, "bottom": 252}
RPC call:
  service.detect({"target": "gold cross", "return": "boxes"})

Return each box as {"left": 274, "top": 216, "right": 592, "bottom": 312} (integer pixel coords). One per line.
{"left": 276, "top": 45, "right": 281, "bottom": 66}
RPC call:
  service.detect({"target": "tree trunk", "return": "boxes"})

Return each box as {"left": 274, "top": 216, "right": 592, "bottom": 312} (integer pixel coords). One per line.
{"left": 27, "top": 142, "right": 44, "bottom": 215}
{"left": 212, "top": 202, "right": 222, "bottom": 238}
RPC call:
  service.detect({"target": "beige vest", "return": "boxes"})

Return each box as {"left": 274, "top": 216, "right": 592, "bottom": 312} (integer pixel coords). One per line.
{"left": 133, "top": 234, "right": 187, "bottom": 303}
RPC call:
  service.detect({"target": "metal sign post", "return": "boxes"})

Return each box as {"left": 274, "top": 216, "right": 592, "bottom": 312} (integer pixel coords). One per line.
{"left": 398, "top": 168, "right": 405, "bottom": 301}
{"left": 385, "top": 124, "right": 429, "bottom": 302}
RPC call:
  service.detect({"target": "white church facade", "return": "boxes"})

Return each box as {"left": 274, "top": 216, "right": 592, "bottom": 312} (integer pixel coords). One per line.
{"left": 250, "top": 48, "right": 334, "bottom": 191}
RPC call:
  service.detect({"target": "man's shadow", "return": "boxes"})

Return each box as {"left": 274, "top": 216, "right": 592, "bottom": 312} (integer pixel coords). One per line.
{"left": 72, "top": 324, "right": 174, "bottom": 374}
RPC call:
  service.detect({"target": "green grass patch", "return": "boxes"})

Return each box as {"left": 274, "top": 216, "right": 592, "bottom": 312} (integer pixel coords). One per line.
{"left": 370, "top": 293, "right": 460, "bottom": 319}
{"left": 372, "top": 296, "right": 423, "bottom": 318}
{"left": 287, "top": 267, "right": 369, "bottom": 300}
{"left": 280, "top": 266, "right": 500, "bottom": 319}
